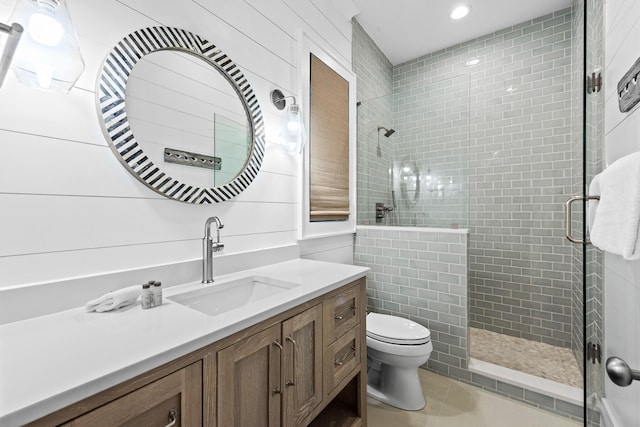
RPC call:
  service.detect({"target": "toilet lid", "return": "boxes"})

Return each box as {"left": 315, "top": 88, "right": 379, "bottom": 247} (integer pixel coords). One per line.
{"left": 366, "top": 312, "right": 431, "bottom": 345}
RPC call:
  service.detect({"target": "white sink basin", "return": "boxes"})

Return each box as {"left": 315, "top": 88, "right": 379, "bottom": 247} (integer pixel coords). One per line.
{"left": 168, "top": 275, "right": 300, "bottom": 317}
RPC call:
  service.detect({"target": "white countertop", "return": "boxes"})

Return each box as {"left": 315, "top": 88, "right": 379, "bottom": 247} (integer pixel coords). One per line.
{"left": 0, "top": 259, "right": 369, "bottom": 426}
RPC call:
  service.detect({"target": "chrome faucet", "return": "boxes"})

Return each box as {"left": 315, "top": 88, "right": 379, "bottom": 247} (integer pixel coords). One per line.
{"left": 202, "top": 216, "right": 224, "bottom": 283}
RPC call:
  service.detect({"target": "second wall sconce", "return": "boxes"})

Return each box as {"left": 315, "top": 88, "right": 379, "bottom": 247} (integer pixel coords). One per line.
{"left": 0, "top": 0, "right": 84, "bottom": 93}
{"left": 271, "top": 89, "right": 308, "bottom": 155}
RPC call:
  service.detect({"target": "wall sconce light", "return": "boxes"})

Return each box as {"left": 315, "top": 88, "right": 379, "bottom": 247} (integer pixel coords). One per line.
{"left": 270, "top": 89, "right": 308, "bottom": 155}
{"left": 4, "top": 0, "right": 85, "bottom": 93}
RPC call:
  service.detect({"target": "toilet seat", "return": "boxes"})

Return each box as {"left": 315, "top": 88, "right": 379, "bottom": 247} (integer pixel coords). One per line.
{"left": 367, "top": 313, "right": 431, "bottom": 345}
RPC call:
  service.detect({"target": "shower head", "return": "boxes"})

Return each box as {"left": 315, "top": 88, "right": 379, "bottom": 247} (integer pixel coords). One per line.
{"left": 377, "top": 126, "right": 396, "bottom": 137}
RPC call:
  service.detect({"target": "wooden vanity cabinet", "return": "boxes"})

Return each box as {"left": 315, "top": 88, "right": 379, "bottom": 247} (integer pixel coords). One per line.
{"left": 307, "top": 280, "right": 366, "bottom": 427}
{"left": 60, "top": 361, "right": 202, "bottom": 427}
{"left": 325, "top": 284, "right": 361, "bottom": 343}
{"left": 324, "top": 285, "right": 362, "bottom": 395}
{"left": 26, "top": 278, "right": 366, "bottom": 427}
{"left": 215, "top": 279, "right": 366, "bottom": 427}
{"left": 282, "top": 304, "right": 324, "bottom": 427}
{"left": 217, "top": 304, "right": 323, "bottom": 427}
{"left": 217, "top": 323, "right": 283, "bottom": 426}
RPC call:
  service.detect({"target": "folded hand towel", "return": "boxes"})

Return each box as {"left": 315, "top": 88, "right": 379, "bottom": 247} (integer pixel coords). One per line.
{"left": 590, "top": 151, "right": 640, "bottom": 260}
{"left": 85, "top": 285, "right": 141, "bottom": 313}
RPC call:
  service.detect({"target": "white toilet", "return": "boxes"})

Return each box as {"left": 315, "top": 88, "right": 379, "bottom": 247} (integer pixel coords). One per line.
{"left": 366, "top": 312, "right": 433, "bottom": 410}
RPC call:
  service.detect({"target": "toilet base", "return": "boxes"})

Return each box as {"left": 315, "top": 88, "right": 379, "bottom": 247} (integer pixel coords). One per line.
{"left": 367, "top": 364, "right": 426, "bottom": 411}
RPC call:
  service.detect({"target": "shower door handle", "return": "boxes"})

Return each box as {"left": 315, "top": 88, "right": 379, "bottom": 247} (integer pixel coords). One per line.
{"left": 606, "top": 356, "right": 640, "bottom": 387}
{"left": 564, "top": 195, "right": 600, "bottom": 244}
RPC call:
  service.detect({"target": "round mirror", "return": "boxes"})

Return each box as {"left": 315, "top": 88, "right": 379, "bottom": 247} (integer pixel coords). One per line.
{"left": 96, "top": 27, "right": 265, "bottom": 203}
{"left": 125, "top": 50, "right": 251, "bottom": 188}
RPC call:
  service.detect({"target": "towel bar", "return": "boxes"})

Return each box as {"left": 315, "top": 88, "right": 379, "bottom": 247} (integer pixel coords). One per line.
{"left": 565, "top": 195, "right": 600, "bottom": 244}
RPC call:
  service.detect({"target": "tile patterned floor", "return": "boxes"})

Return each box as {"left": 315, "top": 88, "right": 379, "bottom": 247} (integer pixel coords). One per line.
{"left": 367, "top": 369, "right": 582, "bottom": 427}
{"left": 469, "top": 327, "right": 583, "bottom": 388}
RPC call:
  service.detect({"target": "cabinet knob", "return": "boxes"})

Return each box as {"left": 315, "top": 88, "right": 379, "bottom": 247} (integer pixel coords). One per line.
{"left": 272, "top": 387, "right": 282, "bottom": 395}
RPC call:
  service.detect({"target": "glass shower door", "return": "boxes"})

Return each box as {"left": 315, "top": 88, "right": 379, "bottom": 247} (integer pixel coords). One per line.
{"left": 584, "top": 0, "right": 605, "bottom": 425}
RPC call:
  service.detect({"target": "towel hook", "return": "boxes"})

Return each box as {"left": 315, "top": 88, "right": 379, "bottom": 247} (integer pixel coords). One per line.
{"left": 565, "top": 195, "right": 600, "bottom": 244}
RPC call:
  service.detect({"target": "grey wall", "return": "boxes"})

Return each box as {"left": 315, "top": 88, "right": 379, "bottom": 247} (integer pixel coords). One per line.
{"left": 391, "top": 74, "right": 470, "bottom": 228}
{"left": 353, "top": 20, "right": 394, "bottom": 225}
{"left": 467, "top": 8, "right": 575, "bottom": 348}
{"left": 570, "top": 0, "right": 585, "bottom": 375}
{"left": 391, "top": 9, "right": 576, "bottom": 348}
{"left": 352, "top": 10, "right": 584, "bottom": 420}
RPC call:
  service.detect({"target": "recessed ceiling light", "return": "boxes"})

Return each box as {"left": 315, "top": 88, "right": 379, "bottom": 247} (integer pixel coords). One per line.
{"left": 466, "top": 58, "right": 480, "bottom": 66}
{"left": 450, "top": 4, "right": 471, "bottom": 20}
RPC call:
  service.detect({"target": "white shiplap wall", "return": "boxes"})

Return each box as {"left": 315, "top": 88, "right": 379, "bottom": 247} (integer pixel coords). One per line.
{"left": 0, "top": 0, "right": 353, "bottom": 293}
{"left": 603, "top": 0, "right": 640, "bottom": 425}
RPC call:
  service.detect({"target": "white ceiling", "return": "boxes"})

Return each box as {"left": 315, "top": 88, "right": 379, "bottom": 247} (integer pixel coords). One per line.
{"left": 351, "top": 0, "right": 573, "bottom": 65}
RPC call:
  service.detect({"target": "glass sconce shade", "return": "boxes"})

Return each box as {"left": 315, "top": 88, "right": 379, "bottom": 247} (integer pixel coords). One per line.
{"left": 271, "top": 89, "right": 308, "bottom": 155}
{"left": 280, "top": 103, "right": 307, "bottom": 155}
{"left": 9, "top": 0, "right": 84, "bottom": 93}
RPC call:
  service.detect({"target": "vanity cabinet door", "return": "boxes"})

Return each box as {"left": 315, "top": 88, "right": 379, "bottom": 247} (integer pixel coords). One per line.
{"left": 61, "top": 361, "right": 202, "bottom": 427}
{"left": 217, "top": 324, "right": 282, "bottom": 427}
{"left": 282, "top": 304, "right": 323, "bottom": 427}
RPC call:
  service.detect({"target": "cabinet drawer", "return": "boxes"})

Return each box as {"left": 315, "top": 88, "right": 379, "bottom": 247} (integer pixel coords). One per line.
{"left": 62, "top": 361, "right": 202, "bottom": 426}
{"left": 325, "top": 283, "right": 361, "bottom": 343}
{"left": 325, "top": 325, "right": 360, "bottom": 394}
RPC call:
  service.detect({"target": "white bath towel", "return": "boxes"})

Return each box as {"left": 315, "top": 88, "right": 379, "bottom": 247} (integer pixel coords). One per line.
{"left": 587, "top": 173, "right": 600, "bottom": 235}
{"left": 590, "top": 151, "right": 640, "bottom": 260}
{"left": 85, "top": 285, "right": 141, "bottom": 313}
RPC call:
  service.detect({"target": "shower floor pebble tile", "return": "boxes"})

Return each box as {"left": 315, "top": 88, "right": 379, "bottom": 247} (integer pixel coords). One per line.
{"left": 367, "top": 369, "right": 581, "bottom": 427}
{"left": 470, "top": 328, "right": 583, "bottom": 388}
